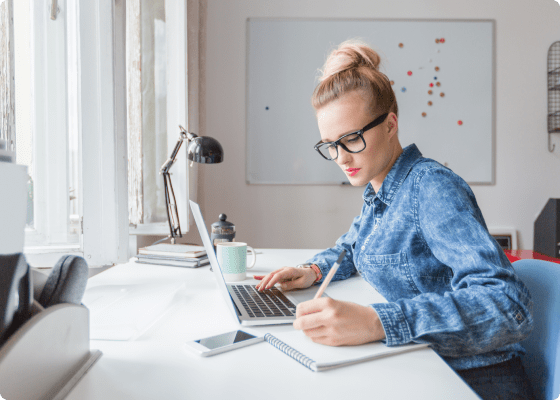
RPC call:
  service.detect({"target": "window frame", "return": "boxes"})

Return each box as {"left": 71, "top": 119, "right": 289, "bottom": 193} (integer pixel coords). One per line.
{"left": 26, "top": 0, "right": 73, "bottom": 250}
{"left": 128, "top": 0, "right": 198, "bottom": 239}
{"left": 24, "top": 0, "right": 128, "bottom": 268}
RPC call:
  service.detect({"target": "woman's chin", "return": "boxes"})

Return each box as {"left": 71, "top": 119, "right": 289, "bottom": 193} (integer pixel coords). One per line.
{"left": 346, "top": 177, "right": 368, "bottom": 187}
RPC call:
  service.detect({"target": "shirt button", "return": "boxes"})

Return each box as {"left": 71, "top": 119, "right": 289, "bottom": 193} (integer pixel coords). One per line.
{"left": 516, "top": 313, "right": 523, "bottom": 321}
{"left": 361, "top": 246, "right": 365, "bottom": 250}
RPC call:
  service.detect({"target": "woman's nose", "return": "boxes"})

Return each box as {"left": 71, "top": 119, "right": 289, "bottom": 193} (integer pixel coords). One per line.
{"left": 335, "top": 146, "right": 352, "bottom": 165}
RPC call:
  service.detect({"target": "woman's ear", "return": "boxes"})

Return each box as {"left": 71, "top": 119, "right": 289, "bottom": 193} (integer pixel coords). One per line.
{"left": 387, "top": 113, "right": 398, "bottom": 136}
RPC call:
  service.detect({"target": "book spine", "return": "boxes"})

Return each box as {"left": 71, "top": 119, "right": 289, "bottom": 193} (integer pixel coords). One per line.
{"left": 135, "top": 259, "right": 200, "bottom": 268}
{"left": 136, "top": 256, "right": 206, "bottom": 266}
{"left": 136, "top": 254, "right": 208, "bottom": 262}
{"left": 264, "top": 333, "right": 316, "bottom": 372}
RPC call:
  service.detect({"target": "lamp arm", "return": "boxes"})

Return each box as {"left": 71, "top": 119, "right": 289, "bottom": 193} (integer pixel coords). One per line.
{"left": 160, "top": 125, "right": 199, "bottom": 243}
{"left": 163, "top": 171, "right": 181, "bottom": 242}
{"left": 160, "top": 125, "right": 198, "bottom": 174}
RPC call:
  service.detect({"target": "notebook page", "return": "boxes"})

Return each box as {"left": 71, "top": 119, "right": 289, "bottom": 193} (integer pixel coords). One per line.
{"left": 269, "top": 329, "right": 426, "bottom": 371}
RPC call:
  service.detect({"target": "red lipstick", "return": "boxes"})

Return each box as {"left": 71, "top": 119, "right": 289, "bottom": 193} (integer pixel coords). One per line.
{"left": 346, "top": 168, "right": 361, "bottom": 177}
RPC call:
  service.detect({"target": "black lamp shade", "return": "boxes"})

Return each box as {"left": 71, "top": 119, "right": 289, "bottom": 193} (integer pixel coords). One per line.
{"left": 187, "top": 136, "right": 224, "bottom": 164}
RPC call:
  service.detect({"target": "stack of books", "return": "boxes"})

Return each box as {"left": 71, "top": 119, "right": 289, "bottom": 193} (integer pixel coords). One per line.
{"left": 135, "top": 243, "right": 210, "bottom": 268}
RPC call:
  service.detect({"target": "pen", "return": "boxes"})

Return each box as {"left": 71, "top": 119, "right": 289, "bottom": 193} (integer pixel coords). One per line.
{"left": 313, "top": 249, "right": 346, "bottom": 299}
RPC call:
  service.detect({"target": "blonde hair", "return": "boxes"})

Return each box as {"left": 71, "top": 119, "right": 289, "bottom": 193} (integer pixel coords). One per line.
{"left": 311, "top": 39, "right": 398, "bottom": 117}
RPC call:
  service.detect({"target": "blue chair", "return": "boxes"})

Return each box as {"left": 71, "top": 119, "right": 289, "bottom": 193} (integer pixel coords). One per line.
{"left": 512, "top": 259, "right": 560, "bottom": 400}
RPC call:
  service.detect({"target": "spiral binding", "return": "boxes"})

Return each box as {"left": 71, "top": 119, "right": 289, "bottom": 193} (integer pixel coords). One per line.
{"left": 264, "top": 333, "right": 316, "bottom": 371}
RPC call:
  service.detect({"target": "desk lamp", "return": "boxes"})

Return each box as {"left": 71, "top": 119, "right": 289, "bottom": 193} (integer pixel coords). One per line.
{"left": 160, "top": 125, "right": 223, "bottom": 244}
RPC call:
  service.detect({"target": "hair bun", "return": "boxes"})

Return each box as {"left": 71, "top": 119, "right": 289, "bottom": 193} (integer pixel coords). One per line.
{"left": 312, "top": 39, "right": 398, "bottom": 117}
{"left": 320, "top": 39, "right": 381, "bottom": 82}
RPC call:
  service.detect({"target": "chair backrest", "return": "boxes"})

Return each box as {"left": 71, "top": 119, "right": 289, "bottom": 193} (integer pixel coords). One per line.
{"left": 512, "top": 259, "right": 560, "bottom": 400}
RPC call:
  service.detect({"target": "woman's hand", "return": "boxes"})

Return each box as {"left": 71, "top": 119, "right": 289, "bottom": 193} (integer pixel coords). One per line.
{"left": 293, "top": 297, "right": 386, "bottom": 346}
{"left": 254, "top": 267, "right": 317, "bottom": 292}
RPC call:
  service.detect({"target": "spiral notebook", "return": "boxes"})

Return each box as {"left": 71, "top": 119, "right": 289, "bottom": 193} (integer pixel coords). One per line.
{"left": 264, "top": 330, "right": 428, "bottom": 372}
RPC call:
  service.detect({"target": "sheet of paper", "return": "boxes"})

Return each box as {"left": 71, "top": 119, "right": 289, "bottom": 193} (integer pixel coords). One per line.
{"left": 83, "top": 282, "right": 184, "bottom": 340}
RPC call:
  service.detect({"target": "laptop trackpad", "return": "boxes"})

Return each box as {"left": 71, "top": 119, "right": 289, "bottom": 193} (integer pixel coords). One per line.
{"left": 284, "top": 285, "right": 329, "bottom": 304}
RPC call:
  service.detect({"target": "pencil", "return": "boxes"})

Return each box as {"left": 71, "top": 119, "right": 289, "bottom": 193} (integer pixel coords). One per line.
{"left": 313, "top": 249, "right": 346, "bottom": 299}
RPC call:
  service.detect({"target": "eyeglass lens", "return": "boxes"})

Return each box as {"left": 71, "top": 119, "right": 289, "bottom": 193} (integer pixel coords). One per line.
{"left": 318, "top": 132, "right": 365, "bottom": 160}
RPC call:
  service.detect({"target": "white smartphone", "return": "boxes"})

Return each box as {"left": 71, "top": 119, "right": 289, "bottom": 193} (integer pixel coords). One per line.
{"left": 185, "top": 329, "right": 264, "bottom": 357}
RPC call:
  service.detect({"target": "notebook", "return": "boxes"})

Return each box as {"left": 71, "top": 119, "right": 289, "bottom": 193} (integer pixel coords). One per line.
{"left": 264, "top": 329, "right": 428, "bottom": 372}
{"left": 138, "top": 243, "right": 206, "bottom": 258}
{"left": 135, "top": 254, "right": 210, "bottom": 268}
{"left": 189, "top": 200, "right": 329, "bottom": 326}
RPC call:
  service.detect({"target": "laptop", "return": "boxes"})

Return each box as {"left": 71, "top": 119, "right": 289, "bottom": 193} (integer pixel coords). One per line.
{"left": 189, "top": 200, "right": 328, "bottom": 326}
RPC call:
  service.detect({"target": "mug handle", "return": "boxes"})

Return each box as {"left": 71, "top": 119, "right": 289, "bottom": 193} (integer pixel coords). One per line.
{"left": 246, "top": 246, "right": 257, "bottom": 269}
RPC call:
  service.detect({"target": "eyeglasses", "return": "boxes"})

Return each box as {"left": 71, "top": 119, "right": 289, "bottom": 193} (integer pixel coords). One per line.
{"left": 313, "top": 113, "right": 389, "bottom": 161}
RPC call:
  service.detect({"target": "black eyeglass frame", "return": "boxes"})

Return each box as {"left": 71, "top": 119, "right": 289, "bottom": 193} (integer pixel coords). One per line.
{"left": 313, "top": 113, "right": 389, "bottom": 160}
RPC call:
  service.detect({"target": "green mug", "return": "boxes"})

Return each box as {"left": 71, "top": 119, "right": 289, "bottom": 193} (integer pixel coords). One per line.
{"left": 216, "top": 242, "right": 257, "bottom": 282}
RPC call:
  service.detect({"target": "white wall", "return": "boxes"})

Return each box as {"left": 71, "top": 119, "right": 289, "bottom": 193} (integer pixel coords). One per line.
{"left": 182, "top": 0, "right": 560, "bottom": 251}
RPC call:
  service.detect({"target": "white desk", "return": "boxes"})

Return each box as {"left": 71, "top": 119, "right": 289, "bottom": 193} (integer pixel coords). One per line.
{"left": 66, "top": 249, "right": 480, "bottom": 400}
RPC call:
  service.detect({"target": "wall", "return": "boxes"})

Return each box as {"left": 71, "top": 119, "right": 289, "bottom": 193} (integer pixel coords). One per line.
{"left": 181, "top": 0, "right": 560, "bottom": 251}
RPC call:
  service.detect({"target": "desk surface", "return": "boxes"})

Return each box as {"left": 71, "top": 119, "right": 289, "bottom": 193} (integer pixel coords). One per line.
{"left": 67, "top": 249, "right": 479, "bottom": 400}
{"left": 504, "top": 249, "right": 560, "bottom": 264}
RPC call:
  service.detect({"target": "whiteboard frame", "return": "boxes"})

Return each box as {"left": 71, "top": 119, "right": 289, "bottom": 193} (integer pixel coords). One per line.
{"left": 246, "top": 18, "right": 496, "bottom": 186}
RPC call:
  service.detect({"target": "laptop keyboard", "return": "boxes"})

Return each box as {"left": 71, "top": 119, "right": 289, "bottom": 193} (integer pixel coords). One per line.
{"left": 231, "top": 285, "right": 296, "bottom": 318}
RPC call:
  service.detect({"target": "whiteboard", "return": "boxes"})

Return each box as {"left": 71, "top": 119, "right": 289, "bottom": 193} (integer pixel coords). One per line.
{"left": 246, "top": 19, "right": 494, "bottom": 185}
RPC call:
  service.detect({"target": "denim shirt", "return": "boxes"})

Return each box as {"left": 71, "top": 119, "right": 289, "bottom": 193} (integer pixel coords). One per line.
{"left": 306, "top": 144, "right": 533, "bottom": 371}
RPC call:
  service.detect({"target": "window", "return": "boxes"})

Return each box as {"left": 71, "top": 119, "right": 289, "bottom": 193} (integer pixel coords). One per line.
{"left": 127, "top": 0, "right": 199, "bottom": 241}
{"left": 127, "top": 0, "right": 171, "bottom": 235}
{"left": 11, "top": 0, "right": 128, "bottom": 267}
{"left": 8, "top": 0, "right": 198, "bottom": 265}
{"left": 15, "top": 0, "right": 80, "bottom": 251}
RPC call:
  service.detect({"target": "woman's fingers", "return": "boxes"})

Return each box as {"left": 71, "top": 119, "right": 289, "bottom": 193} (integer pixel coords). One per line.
{"left": 255, "top": 268, "right": 286, "bottom": 290}
{"left": 294, "top": 298, "right": 386, "bottom": 346}
{"left": 261, "top": 269, "right": 294, "bottom": 290}
{"left": 256, "top": 267, "right": 302, "bottom": 291}
{"left": 255, "top": 267, "right": 318, "bottom": 292}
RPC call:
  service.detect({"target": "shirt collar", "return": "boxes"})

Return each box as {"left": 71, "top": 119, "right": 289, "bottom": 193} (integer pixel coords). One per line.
{"left": 362, "top": 144, "right": 423, "bottom": 205}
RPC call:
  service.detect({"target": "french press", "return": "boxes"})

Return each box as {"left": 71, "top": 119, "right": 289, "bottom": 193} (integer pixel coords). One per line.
{"left": 211, "top": 214, "right": 236, "bottom": 250}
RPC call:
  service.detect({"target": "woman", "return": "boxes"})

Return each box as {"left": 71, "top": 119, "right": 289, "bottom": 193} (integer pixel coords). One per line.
{"left": 255, "top": 40, "right": 535, "bottom": 399}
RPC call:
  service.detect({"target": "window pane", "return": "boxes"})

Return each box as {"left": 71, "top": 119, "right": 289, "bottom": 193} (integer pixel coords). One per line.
{"left": 15, "top": 0, "right": 80, "bottom": 247}
{"left": 141, "top": 0, "right": 167, "bottom": 224}
{"left": 14, "top": 0, "right": 33, "bottom": 228}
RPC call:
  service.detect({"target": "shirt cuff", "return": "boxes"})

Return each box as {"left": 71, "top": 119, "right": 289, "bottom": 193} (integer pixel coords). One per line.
{"left": 370, "top": 302, "right": 413, "bottom": 346}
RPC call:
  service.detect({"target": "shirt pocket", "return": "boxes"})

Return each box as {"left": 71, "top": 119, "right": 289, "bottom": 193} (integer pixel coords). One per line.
{"left": 360, "top": 252, "right": 421, "bottom": 302}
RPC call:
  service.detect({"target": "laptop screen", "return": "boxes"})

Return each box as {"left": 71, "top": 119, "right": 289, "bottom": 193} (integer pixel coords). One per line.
{"left": 189, "top": 200, "right": 240, "bottom": 321}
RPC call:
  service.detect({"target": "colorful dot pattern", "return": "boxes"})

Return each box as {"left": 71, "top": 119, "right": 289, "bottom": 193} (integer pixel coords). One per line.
{"left": 391, "top": 37, "right": 461, "bottom": 123}
{"left": 218, "top": 246, "right": 247, "bottom": 274}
